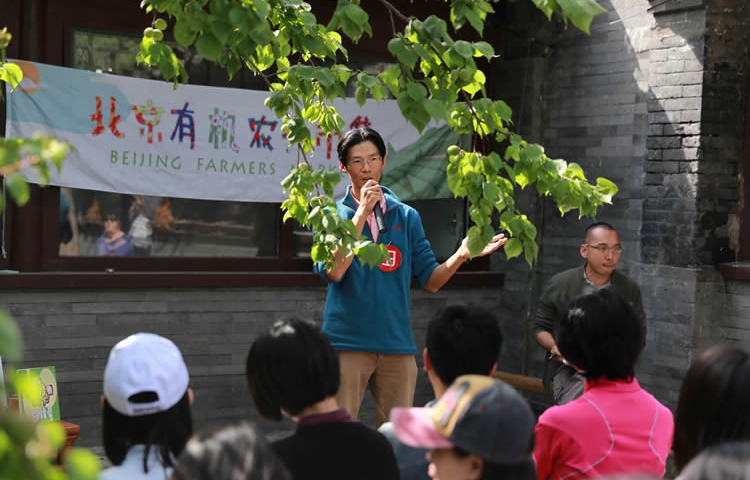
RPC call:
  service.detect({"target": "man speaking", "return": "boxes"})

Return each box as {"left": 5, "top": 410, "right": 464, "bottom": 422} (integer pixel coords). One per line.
{"left": 314, "top": 127, "right": 505, "bottom": 426}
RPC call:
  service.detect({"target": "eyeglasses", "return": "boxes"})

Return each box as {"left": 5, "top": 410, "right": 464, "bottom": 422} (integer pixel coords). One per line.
{"left": 347, "top": 156, "right": 382, "bottom": 169}
{"left": 584, "top": 244, "right": 622, "bottom": 254}
{"left": 105, "top": 215, "right": 118, "bottom": 222}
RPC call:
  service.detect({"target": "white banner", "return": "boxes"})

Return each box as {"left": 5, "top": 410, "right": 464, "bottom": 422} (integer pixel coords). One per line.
{"left": 5, "top": 61, "right": 442, "bottom": 203}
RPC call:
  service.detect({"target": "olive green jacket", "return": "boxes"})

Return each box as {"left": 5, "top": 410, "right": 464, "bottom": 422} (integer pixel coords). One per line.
{"left": 535, "top": 265, "right": 646, "bottom": 354}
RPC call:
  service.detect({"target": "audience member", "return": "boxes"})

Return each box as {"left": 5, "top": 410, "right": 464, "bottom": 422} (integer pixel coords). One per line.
{"left": 391, "top": 374, "right": 537, "bottom": 480}
{"left": 92, "top": 212, "right": 135, "bottom": 256}
{"left": 672, "top": 344, "right": 750, "bottom": 474}
{"left": 677, "top": 441, "right": 750, "bottom": 480}
{"left": 534, "top": 222, "right": 645, "bottom": 405}
{"left": 379, "top": 304, "right": 503, "bottom": 480}
{"left": 534, "top": 289, "right": 672, "bottom": 480}
{"left": 100, "top": 333, "right": 193, "bottom": 480}
{"left": 170, "top": 423, "right": 291, "bottom": 480}
{"left": 245, "top": 318, "right": 399, "bottom": 480}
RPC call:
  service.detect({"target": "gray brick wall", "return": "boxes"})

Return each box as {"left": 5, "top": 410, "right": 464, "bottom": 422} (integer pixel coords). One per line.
{"left": 491, "top": 0, "right": 749, "bottom": 413}
{"left": 0, "top": 285, "right": 502, "bottom": 447}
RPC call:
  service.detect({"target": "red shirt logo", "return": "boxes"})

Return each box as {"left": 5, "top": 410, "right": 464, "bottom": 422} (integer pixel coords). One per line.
{"left": 378, "top": 245, "right": 402, "bottom": 272}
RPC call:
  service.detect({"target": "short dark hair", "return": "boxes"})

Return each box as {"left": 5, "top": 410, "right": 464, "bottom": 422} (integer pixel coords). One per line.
{"left": 102, "top": 391, "right": 193, "bottom": 473}
{"left": 171, "top": 422, "right": 291, "bottom": 480}
{"left": 673, "top": 345, "right": 750, "bottom": 473}
{"left": 583, "top": 222, "right": 617, "bottom": 243}
{"left": 245, "top": 318, "right": 340, "bottom": 421}
{"left": 426, "top": 304, "right": 502, "bottom": 386}
{"left": 677, "top": 441, "right": 750, "bottom": 480}
{"left": 336, "top": 127, "right": 386, "bottom": 166}
{"left": 453, "top": 447, "right": 536, "bottom": 480}
{"left": 556, "top": 289, "right": 642, "bottom": 380}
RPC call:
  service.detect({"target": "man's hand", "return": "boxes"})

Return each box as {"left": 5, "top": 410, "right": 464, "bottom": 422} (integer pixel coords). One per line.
{"left": 548, "top": 344, "right": 564, "bottom": 363}
{"left": 423, "top": 233, "right": 506, "bottom": 293}
{"left": 457, "top": 233, "right": 507, "bottom": 261}
{"left": 356, "top": 180, "right": 383, "bottom": 215}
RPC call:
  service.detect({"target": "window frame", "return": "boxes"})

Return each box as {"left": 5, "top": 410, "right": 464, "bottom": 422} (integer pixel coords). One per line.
{"left": 1, "top": 0, "right": 500, "bottom": 285}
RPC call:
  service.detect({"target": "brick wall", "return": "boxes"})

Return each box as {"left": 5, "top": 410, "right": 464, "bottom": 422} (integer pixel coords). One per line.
{"left": 493, "top": 0, "right": 750, "bottom": 412}
{"left": 0, "top": 285, "right": 502, "bottom": 447}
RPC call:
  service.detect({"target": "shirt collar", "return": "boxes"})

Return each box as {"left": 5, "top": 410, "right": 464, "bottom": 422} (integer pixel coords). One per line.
{"left": 584, "top": 377, "right": 640, "bottom": 393}
{"left": 583, "top": 263, "right": 611, "bottom": 290}
{"left": 297, "top": 408, "right": 355, "bottom": 429}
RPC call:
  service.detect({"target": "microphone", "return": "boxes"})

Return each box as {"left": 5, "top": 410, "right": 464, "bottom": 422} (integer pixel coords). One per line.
{"left": 373, "top": 201, "right": 387, "bottom": 233}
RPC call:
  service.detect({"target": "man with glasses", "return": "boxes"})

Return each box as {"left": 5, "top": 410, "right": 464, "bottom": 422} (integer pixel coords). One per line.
{"left": 534, "top": 222, "right": 645, "bottom": 405}
{"left": 315, "top": 127, "right": 505, "bottom": 427}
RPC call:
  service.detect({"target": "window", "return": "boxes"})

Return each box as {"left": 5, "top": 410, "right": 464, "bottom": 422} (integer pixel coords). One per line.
{"left": 60, "top": 31, "right": 281, "bottom": 259}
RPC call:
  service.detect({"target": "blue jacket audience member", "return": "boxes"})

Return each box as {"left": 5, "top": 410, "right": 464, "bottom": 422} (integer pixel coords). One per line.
{"left": 379, "top": 304, "right": 503, "bottom": 480}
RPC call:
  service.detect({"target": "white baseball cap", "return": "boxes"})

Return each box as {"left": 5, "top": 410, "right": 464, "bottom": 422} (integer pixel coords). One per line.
{"left": 103, "top": 333, "right": 189, "bottom": 416}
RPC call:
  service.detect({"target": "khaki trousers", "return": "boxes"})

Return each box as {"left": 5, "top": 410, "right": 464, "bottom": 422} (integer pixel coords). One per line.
{"left": 336, "top": 350, "right": 418, "bottom": 427}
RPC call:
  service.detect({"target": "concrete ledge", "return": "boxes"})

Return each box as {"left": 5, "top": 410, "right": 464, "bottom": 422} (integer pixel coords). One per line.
{"left": 719, "top": 262, "right": 750, "bottom": 281}
{"left": 0, "top": 271, "right": 504, "bottom": 290}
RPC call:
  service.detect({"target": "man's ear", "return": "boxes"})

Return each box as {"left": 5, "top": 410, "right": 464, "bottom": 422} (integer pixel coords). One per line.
{"left": 339, "top": 161, "right": 347, "bottom": 173}
{"left": 423, "top": 348, "right": 432, "bottom": 372}
{"left": 188, "top": 387, "right": 195, "bottom": 406}
{"left": 488, "top": 361, "right": 498, "bottom": 377}
{"left": 100, "top": 394, "right": 105, "bottom": 409}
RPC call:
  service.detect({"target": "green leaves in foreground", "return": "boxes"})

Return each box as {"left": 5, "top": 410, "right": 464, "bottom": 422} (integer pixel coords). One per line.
{"left": 281, "top": 163, "right": 389, "bottom": 268}
{"left": 134, "top": 0, "right": 611, "bottom": 266}
{"left": 0, "top": 134, "right": 72, "bottom": 210}
{"left": 532, "top": 0, "right": 607, "bottom": 34}
{"left": 447, "top": 137, "right": 617, "bottom": 265}
{"left": 0, "top": 311, "right": 101, "bottom": 480}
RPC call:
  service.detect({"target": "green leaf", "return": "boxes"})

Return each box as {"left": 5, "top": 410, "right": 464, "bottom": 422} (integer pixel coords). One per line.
{"left": 387, "top": 38, "right": 418, "bottom": 69}
{"left": 464, "top": 7, "right": 484, "bottom": 34}
{"left": 466, "top": 225, "right": 486, "bottom": 257}
{"left": 473, "top": 41, "right": 495, "bottom": 59}
{"left": 406, "top": 82, "right": 427, "bottom": 102}
{"left": 380, "top": 65, "right": 402, "bottom": 96}
{"left": 65, "top": 447, "right": 102, "bottom": 480}
{"left": 596, "top": 177, "right": 619, "bottom": 195}
{"left": 504, "top": 237, "right": 523, "bottom": 259}
{"left": 0, "top": 310, "right": 23, "bottom": 361}
{"left": 343, "top": 4, "right": 369, "bottom": 26}
{"left": 196, "top": 32, "right": 223, "bottom": 61}
{"left": 5, "top": 173, "right": 30, "bottom": 205}
{"left": 173, "top": 20, "right": 198, "bottom": 47}
{"left": 357, "top": 243, "right": 388, "bottom": 267}
{"left": 530, "top": 0, "right": 558, "bottom": 20}
{"left": 557, "top": 0, "right": 607, "bottom": 34}
{"left": 462, "top": 69, "right": 486, "bottom": 96}
{"left": 211, "top": 19, "right": 232, "bottom": 44}
{"left": 453, "top": 40, "right": 473, "bottom": 59}
{"left": 1, "top": 62, "right": 23, "bottom": 89}
{"left": 357, "top": 72, "right": 378, "bottom": 88}
{"left": 154, "top": 18, "right": 168, "bottom": 30}
{"left": 424, "top": 99, "right": 447, "bottom": 120}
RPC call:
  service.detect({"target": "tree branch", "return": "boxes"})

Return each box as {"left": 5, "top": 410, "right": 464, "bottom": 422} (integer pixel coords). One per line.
{"left": 376, "top": 0, "right": 410, "bottom": 24}
{"left": 0, "top": 154, "right": 41, "bottom": 176}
